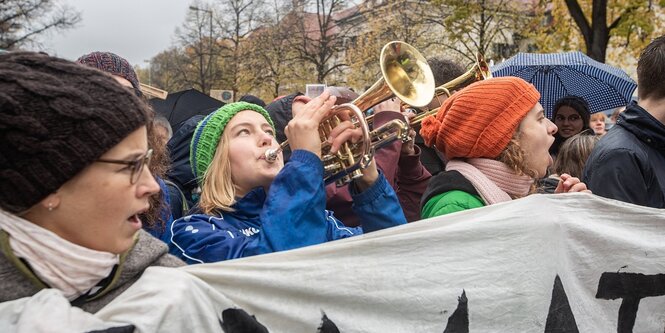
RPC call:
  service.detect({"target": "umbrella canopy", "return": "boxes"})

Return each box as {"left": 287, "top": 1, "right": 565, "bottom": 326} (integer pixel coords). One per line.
{"left": 491, "top": 51, "right": 637, "bottom": 118}
{"left": 150, "top": 89, "right": 224, "bottom": 133}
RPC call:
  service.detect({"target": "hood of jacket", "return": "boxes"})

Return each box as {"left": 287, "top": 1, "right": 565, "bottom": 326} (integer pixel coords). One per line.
{"left": 265, "top": 92, "right": 303, "bottom": 162}
{"left": 166, "top": 115, "right": 205, "bottom": 193}
{"left": 420, "top": 170, "right": 479, "bottom": 210}
{"left": 619, "top": 102, "right": 665, "bottom": 153}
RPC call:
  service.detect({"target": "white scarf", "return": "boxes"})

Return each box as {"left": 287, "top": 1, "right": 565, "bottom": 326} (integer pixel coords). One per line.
{"left": 0, "top": 209, "right": 119, "bottom": 300}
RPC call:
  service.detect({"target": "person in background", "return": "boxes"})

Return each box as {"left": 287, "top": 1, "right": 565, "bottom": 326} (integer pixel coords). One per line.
{"left": 77, "top": 51, "right": 173, "bottom": 242}
{"left": 419, "top": 77, "right": 590, "bottom": 218}
{"left": 540, "top": 130, "right": 600, "bottom": 193}
{"left": 608, "top": 106, "right": 626, "bottom": 129}
{"left": 239, "top": 94, "right": 267, "bottom": 108}
{"left": 414, "top": 57, "right": 467, "bottom": 175}
{"left": 549, "top": 95, "right": 591, "bottom": 158}
{"left": 153, "top": 114, "right": 173, "bottom": 147}
{"left": 589, "top": 112, "right": 607, "bottom": 136}
{"left": 170, "top": 96, "right": 406, "bottom": 264}
{"left": 583, "top": 35, "right": 665, "bottom": 208}
{"left": 0, "top": 52, "right": 183, "bottom": 313}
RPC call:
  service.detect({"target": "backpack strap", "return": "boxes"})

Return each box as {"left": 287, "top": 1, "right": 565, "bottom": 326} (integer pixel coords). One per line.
{"left": 163, "top": 179, "right": 189, "bottom": 214}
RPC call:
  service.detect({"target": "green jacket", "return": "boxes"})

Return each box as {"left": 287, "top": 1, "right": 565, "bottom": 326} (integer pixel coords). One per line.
{"left": 420, "top": 170, "right": 486, "bottom": 219}
{"left": 421, "top": 190, "right": 485, "bottom": 218}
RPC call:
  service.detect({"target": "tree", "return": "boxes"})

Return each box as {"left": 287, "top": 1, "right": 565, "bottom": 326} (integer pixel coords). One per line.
{"left": 532, "top": 0, "right": 659, "bottom": 63}
{"left": 424, "top": 0, "right": 536, "bottom": 63}
{"left": 173, "top": 3, "right": 224, "bottom": 94}
{"left": 289, "top": 0, "right": 359, "bottom": 84}
{"left": 345, "top": 0, "right": 436, "bottom": 90}
{"left": 0, "top": 0, "right": 80, "bottom": 50}
{"left": 240, "top": 0, "right": 306, "bottom": 99}
{"left": 216, "top": 0, "right": 264, "bottom": 101}
{"left": 140, "top": 47, "right": 189, "bottom": 93}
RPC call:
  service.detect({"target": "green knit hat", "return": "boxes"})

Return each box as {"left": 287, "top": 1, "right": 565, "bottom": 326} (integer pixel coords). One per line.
{"left": 190, "top": 101, "right": 275, "bottom": 182}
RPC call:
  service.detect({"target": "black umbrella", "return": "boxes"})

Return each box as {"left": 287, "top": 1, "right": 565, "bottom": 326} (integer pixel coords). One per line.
{"left": 150, "top": 88, "right": 224, "bottom": 133}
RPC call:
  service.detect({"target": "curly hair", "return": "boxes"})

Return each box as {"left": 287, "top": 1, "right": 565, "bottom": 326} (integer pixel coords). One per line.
{"left": 141, "top": 109, "right": 171, "bottom": 230}
{"left": 496, "top": 137, "right": 538, "bottom": 198}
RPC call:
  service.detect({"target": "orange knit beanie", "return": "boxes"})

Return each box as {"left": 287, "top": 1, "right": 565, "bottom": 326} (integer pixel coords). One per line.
{"left": 419, "top": 76, "right": 540, "bottom": 159}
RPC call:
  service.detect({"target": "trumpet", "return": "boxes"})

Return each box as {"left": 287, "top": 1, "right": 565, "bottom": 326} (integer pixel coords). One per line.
{"left": 366, "top": 52, "right": 492, "bottom": 127}
{"left": 264, "top": 41, "right": 435, "bottom": 186}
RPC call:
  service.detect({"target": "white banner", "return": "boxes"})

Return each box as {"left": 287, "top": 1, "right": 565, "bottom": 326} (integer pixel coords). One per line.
{"left": 93, "top": 193, "right": 665, "bottom": 332}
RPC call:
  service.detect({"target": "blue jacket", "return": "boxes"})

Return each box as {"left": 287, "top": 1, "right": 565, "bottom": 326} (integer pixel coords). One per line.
{"left": 583, "top": 102, "right": 665, "bottom": 208}
{"left": 170, "top": 150, "right": 406, "bottom": 264}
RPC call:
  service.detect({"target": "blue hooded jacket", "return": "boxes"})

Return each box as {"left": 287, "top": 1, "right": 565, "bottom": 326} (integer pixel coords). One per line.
{"left": 170, "top": 150, "right": 406, "bottom": 264}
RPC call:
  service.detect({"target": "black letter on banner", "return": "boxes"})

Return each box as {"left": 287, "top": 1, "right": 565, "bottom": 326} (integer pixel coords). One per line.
{"left": 596, "top": 272, "right": 665, "bottom": 333}
{"left": 544, "top": 275, "right": 579, "bottom": 332}
{"left": 318, "top": 312, "right": 340, "bottom": 333}
{"left": 443, "top": 290, "right": 469, "bottom": 333}
{"left": 220, "top": 308, "right": 269, "bottom": 333}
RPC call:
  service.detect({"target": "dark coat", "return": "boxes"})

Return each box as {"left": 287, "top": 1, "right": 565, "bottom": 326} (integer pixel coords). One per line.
{"left": 166, "top": 115, "right": 206, "bottom": 210}
{"left": 582, "top": 102, "right": 665, "bottom": 208}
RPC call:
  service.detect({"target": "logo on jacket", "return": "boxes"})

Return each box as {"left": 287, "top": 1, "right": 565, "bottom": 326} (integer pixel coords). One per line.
{"left": 240, "top": 227, "right": 260, "bottom": 237}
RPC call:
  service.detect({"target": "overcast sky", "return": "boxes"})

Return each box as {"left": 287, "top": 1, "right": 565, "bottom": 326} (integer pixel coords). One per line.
{"left": 42, "top": 0, "right": 190, "bottom": 67}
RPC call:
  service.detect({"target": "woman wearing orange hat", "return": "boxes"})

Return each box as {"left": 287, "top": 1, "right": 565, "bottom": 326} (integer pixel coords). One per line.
{"left": 419, "top": 77, "right": 591, "bottom": 218}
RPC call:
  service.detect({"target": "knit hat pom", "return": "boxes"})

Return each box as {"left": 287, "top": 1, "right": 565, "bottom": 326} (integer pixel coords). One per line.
{"left": 419, "top": 103, "right": 448, "bottom": 147}
{"left": 190, "top": 102, "right": 275, "bottom": 182}
{"left": 422, "top": 76, "right": 540, "bottom": 160}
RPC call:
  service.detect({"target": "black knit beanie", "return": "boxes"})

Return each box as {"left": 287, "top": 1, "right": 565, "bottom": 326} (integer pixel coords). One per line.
{"left": 0, "top": 52, "right": 150, "bottom": 213}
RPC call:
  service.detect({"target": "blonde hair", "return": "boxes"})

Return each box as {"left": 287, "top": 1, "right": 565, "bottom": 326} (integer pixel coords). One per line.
{"left": 198, "top": 132, "right": 237, "bottom": 215}
{"left": 552, "top": 131, "right": 600, "bottom": 178}
{"left": 590, "top": 112, "right": 607, "bottom": 122}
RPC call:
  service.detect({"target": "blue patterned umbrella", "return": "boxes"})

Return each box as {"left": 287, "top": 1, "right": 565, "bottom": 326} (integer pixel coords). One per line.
{"left": 491, "top": 51, "right": 637, "bottom": 118}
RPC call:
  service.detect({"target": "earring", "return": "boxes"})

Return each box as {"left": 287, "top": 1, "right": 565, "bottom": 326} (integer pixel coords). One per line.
{"left": 47, "top": 203, "right": 53, "bottom": 212}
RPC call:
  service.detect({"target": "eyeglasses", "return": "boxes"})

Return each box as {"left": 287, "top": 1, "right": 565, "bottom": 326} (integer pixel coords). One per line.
{"left": 97, "top": 149, "right": 153, "bottom": 184}
{"left": 554, "top": 114, "right": 581, "bottom": 122}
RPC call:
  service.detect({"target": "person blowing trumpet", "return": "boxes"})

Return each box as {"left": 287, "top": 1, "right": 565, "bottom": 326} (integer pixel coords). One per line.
{"left": 170, "top": 91, "right": 406, "bottom": 264}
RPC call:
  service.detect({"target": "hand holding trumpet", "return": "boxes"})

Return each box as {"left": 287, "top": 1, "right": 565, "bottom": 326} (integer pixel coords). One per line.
{"left": 286, "top": 90, "right": 336, "bottom": 159}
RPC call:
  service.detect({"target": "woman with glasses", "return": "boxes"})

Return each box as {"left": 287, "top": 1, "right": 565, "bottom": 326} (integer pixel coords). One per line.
{"left": 549, "top": 95, "right": 591, "bottom": 157}
{"left": 0, "top": 52, "right": 184, "bottom": 314}
{"left": 76, "top": 51, "right": 176, "bottom": 245}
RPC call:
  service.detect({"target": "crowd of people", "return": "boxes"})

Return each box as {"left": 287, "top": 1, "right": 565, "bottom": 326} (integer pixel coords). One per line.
{"left": 0, "top": 34, "right": 663, "bottom": 324}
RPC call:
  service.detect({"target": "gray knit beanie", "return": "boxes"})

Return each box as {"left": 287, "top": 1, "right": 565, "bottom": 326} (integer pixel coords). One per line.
{"left": 0, "top": 52, "right": 150, "bottom": 213}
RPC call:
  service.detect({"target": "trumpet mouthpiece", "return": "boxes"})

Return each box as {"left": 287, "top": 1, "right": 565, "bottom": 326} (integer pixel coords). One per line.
{"left": 264, "top": 148, "right": 279, "bottom": 163}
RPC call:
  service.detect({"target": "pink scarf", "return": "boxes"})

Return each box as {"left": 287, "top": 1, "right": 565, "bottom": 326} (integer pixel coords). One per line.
{"left": 445, "top": 158, "right": 533, "bottom": 205}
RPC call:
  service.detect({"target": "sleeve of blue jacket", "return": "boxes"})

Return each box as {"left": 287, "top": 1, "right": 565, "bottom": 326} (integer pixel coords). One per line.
{"left": 349, "top": 169, "right": 407, "bottom": 232}
{"left": 253, "top": 150, "right": 343, "bottom": 255}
